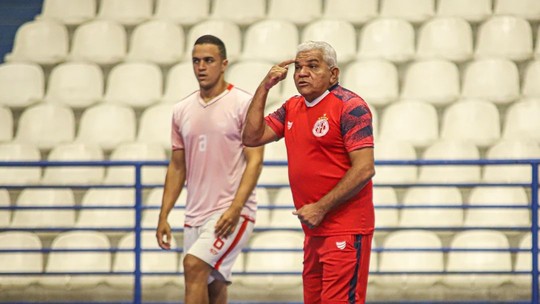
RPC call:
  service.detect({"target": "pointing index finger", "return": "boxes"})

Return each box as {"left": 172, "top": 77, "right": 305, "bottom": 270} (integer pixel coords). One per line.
{"left": 278, "top": 59, "right": 295, "bottom": 67}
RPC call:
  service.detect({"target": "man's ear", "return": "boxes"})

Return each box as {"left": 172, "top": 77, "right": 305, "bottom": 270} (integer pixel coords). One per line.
{"left": 330, "top": 66, "right": 340, "bottom": 84}
{"left": 221, "top": 59, "right": 229, "bottom": 71}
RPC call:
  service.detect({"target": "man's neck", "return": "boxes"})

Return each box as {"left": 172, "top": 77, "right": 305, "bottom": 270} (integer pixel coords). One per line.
{"left": 200, "top": 80, "right": 228, "bottom": 103}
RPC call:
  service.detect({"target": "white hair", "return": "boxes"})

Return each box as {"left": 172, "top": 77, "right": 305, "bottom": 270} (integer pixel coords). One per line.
{"left": 297, "top": 41, "right": 338, "bottom": 68}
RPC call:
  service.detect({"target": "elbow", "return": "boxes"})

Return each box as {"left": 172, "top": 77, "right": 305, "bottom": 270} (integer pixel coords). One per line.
{"left": 368, "top": 167, "right": 376, "bottom": 181}
{"left": 242, "top": 136, "right": 257, "bottom": 147}
{"left": 242, "top": 132, "right": 261, "bottom": 147}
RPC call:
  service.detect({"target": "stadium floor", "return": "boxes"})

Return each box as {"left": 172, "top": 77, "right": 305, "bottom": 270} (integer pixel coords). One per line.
{"left": 0, "top": 282, "right": 532, "bottom": 303}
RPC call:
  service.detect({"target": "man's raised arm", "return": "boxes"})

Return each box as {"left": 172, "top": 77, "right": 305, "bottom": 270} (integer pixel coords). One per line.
{"left": 242, "top": 59, "right": 295, "bottom": 147}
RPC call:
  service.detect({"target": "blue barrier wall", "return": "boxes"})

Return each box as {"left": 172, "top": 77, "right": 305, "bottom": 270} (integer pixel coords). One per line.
{"left": 0, "top": 159, "right": 539, "bottom": 304}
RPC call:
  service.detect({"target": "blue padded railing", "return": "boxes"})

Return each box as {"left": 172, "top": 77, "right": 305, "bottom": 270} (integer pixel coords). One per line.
{"left": 0, "top": 159, "right": 539, "bottom": 304}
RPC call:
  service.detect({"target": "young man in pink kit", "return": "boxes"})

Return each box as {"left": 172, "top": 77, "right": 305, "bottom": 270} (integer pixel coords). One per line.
{"left": 156, "top": 35, "right": 263, "bottom": 304}
{"left": 243, "top": 41, "right": 375, "bottom": 303}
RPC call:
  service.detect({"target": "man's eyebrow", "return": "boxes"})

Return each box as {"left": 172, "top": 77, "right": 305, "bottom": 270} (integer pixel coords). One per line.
{"left": 295, "top": 59, "right": 321, "bottom": 65}
{"left": 192, "top": 56, "right": 215, "bottom": 60}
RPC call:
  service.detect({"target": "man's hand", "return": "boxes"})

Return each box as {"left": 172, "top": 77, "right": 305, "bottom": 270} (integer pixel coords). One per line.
{"left": 263, "top": 59, "right": 295, "bottom": 90}
{"left": 293, "top": 203, "right": 327, "bottom": 228}
{"left": 215, "top": 206, "right": 242, "bottom": 238}
{"left": 156, "top": 219, "right": 172, "bottom": 250}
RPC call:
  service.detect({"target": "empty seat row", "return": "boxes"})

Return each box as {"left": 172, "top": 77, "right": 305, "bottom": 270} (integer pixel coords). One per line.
{"left": 373, "top": 186, "right": 532, "bottom": 229}
{"left": 375, "top": 138, "right": 540, "bottom": 184}
{"left": 37, "top": 0, "right": 540, "bottom": 27}
{"left": 0, "top": 99, "right": 540, "bottom": 169}
{"left": 0, "top": 229, "right": 534, "bottom": 289}
{"left": 0, "top": 230, "right": 180, "bottom": 288}
{"left": 0, "top": 103, "right": 173, "bottom": 150}
{"left": 1, "top": 185, "right": 534, "bottom": 231}
{"left": 6, "top": 15, "right": 540, "bottom": 66}
{"left": 0, "top": 187, "right": 184, "bottom": 229}
{"left": 374, "top": 230, "right": 533, "bottom": 289}
{"left": 0, "top": 142, "right": 167, "bottom": 185}
{"left": 4, "top": 55, "right": 540, "bottom": 110}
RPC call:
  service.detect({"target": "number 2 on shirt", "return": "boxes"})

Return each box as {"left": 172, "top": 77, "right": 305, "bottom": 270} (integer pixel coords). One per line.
{"left": 198, "top": 135, "right": 207, "bottom": 152}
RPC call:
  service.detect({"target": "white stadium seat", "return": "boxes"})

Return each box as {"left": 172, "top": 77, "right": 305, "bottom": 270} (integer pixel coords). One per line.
{"left": 419, "top": 140, "right": 481, "bottom": 183}
{"left": 357, "top": 18, "right": 415, "bottom": 63}
{"left": 436, "top": 0, "right": 491, "bottom": 23}
{"left": 515, "top": 233, "right": 534, "bottom": 287}
{"left": 270, "top": 187, "right": 300, "bottom": 229}
{"left": 38, "top": 0, "right": 96, "bottom": 25}
{"left": 137, "top": 102, "right": 174, "bottom": 150}
{"left": 211, "top": 0, "right": 266, "bottom": 26}
{"left": 76, "top": 103, "right": 136, "bottom": 151}
{"left": 373, "top": 187, "right": 399, "bottom": 229}
{"left": 494, "top": 0, "right": 540, "bottom": 21}
{"left": 126, "top": 20, "right": 184, "bottom": 65}
{"left": 267, "top": 0, "right": 322, "bottom": 25}
{"left": 103, "top": 62, "right": 163, "bottom": 108}
{"left": 44, "top": 62, "right": 103, "bottom": 108}
{"left": 441, "top": 99, "right": 500, "bottom": 147}
{"left": 372, "top": 140, "right": 418, "bottom": 184}
{"left": 475, "top": 16, "right": 533, "bottom": 61}
{"left": 522, "top": 61, "right": 540, "bottom": 99}
{"left": 416, "top": 17, "right": 473, "bottom": 62}
{"left": 0, "top": 189, "right": 11, "bottom": 228}
{"left": 444, "top": 230, "right": 512, "bottom": 288}
{"left": 502, "top": 99, "right": 540, "bottom": 143}
{"left": 464, "top": 187, "right": 530, "bottom": 229}
{"left": 97, "top": 0, "right": 152, "bottom": 26}
{"left": 378, "top": 230, "right": 443, "bottom": 288}
{"left": 10, "top": 188, "right": 75, "bottom": 229}
{"left": 242, "top": 20, "right": 299, "bottom": 62}
{"left": 342, "top": 59, "right": 398, "bottom": 107}
{"left": 462, "top": 59, "right": 520, "bottom": 104}
{"left": 14, "top": 103, "right": 75, "bottom": 150}
{"left": 400, "top": 59, "right": 460, "bottom": 106}
{"left": 483, "top": 139, "right": 540, "bottom": 183}
{"left": 379, "top": 100, "right": 438, "bottom": 148}
{"left": 0, "top": 62, "right": 44, "bottom": 108}
{"left": 322, "top": 0, "right": 378, "bottom": 25}
{"left": 241, "top": 231, "right": 304, "bottom": 289}
{"left": 76, "top": 188, "right": 135, "bottom": 229}
{"left": 108, "top": 231, "right": 178, "bottom": 288}
{"left": 0, "top": 106, "right": 13, "bottom": 142}
{"left": 162, "top": 62, "right": 198, "bottom": 103}
{"left": 264, "top": 140, "right": 287, "bottom": 162}
{"left": 142, "top": 187, "right": 185, "bottom": 230}
{"left": 5, "top": 20, "right": 68, "bottom": 65}
{"left": 153, "top": 0, "right": 209, "bottom": 26}
{"left": 40, "top": 231, "right": 111, "bottom": 288}
{"left": 41, "top": 143, "right": 104, "bottom": 185}
{"left": 103, "top": 142, "right": 167, "bottom": 185}
{"left": 380, "top": 0, "right": 435, "bottom": 23}
{"left": 227, "top": 61, "right": 281, "bottom": 105}
{"left": 399, "top": 187, "right": 464, "bottom": 229}
{"left": 302, "top": 20, "right": 357, "bottom": 64}
{"left": 70, "top": 20, "right": 127, "bottom": 65}
{"left": 0, "top": 143, "right": 41, "bottom": 185}
{"left": 0, "top": 232, "right": 43, "bottom": 288}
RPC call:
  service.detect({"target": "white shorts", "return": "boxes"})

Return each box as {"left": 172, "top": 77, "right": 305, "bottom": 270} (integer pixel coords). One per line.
{"left": 183, "top": 211, "right": 254, "bottom": 284}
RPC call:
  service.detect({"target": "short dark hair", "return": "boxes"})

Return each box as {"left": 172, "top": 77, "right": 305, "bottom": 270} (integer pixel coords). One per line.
{"left": 194, "top": 35, "right": 227, "bottom": 60}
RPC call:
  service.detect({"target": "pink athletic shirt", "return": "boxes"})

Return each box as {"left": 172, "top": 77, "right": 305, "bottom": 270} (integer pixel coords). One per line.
{"left": 171, "top": 84, "right": 256, "bottom": 226}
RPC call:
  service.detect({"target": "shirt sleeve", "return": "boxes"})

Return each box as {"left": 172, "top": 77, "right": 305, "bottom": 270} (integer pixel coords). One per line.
{"left": 341, "top": 97, "right": 374, "bottom": 152}
{"left": 171, "top": 110, "right": 184, "bottom": 151}
{"left": 264, "top": 103, "right": 287, "bottom": 139}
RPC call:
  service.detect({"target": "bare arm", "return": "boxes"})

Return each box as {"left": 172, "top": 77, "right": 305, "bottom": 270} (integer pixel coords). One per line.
{"left": 242, "top": 59, "right": 295, "bottom": 147}
{"left": 294, "top": 147, "right": 375, "bottom": 228}
{"left": 215, "top": 145, "right": 264, "bottom": 238}
{"left": 156, "top": 149, "right": 186, "bottom": 250}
